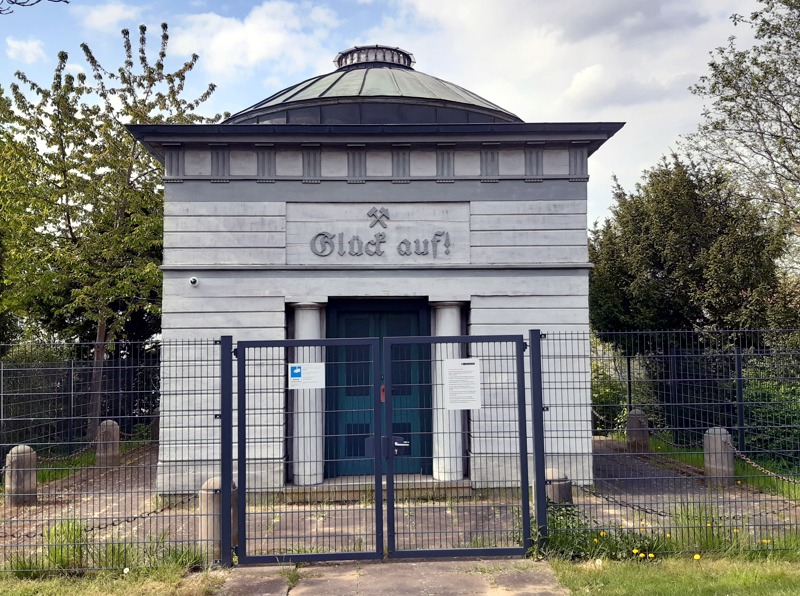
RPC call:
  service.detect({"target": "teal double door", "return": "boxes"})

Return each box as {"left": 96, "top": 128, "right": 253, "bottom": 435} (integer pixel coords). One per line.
{"left": 325, "top": 299, "right": 433, "bottom": 478}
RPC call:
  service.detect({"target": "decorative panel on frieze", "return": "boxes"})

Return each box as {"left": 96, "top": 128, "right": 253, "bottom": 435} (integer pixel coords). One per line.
{"left": 286, "top": 202, "right": 470, "bottom": 266}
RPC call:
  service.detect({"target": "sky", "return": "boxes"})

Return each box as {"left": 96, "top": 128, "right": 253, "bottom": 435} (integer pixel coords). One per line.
{"left": 0, "top": 0, "right": 759, "bottom": 225}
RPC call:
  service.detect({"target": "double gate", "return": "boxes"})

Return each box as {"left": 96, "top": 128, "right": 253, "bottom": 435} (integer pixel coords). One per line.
{"left": 218, "top": 334, "right": 542, "bottom": 564}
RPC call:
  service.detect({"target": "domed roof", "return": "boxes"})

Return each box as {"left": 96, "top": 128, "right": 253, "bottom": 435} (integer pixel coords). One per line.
{"left": 224, "top": 45, "right": 522, "bottom": 125}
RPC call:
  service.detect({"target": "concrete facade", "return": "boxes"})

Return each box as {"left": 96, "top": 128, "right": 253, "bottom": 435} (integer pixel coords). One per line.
{"left": 129, "top": 47, "right": 622, "bottom": 493}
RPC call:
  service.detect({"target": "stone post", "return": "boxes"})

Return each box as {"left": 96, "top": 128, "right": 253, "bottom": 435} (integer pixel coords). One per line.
{"left": 626, "top": 409, "right": 649, "bottom": 453}
{"left": 96, "top": 420, "right": 120, "bottom": 467}
{"left": 704, "top": 427, "right": 735, "bottom": 487}
{"left": 150, "top": 408, "right": 160, "bottom": 442}
{"left": 198, "top": 477, "right": 239, "bottom": 564}
{"left": 545, "top": 468, "right": 572, "bottom": 504}
{"left": 5, "top": 445, "right": 37, "bottom": 506}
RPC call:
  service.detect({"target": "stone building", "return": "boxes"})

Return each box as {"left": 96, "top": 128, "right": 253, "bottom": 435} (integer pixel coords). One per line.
{"left": 129, "top": 45, "right": 623, "bottom": 493}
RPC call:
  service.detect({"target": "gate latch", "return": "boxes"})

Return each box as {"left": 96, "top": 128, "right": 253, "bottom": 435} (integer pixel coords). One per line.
{"left": 393, "top": 436, "right": 410, "bottom": 456}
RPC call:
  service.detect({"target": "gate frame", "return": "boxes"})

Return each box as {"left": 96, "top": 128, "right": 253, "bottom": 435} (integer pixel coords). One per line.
{"left": 232, "top": 337, "right": 384, "bottom": 564}
{"left": 383, "top": 334, "right": 533, "bottom": 558}
{"left": 221, "top": 333, "right": 536, "bottom": 564}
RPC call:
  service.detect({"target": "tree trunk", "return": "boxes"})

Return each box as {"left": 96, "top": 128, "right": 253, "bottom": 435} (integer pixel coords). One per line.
{"left": 87, "top": 320, "right": 108, "bottom": 441}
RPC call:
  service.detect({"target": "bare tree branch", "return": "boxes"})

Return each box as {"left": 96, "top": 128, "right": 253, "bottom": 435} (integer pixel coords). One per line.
{"left": 0, "top": 0, "right": 68, "bottom": 16}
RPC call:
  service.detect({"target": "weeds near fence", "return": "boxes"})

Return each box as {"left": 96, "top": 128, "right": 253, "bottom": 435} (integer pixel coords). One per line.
{"left": 538, "top": 502, "right": 800, "bottom": 562}
{"left": 539, "top": 504, "right": 668, "bottom": 561}
{"left": 6, "top": 527, "right": 206, "bottom": 578}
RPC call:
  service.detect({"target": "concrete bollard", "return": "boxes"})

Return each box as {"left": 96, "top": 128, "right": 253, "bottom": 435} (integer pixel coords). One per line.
{"left": 5, "top": 445, "right": 37, "bottom": 506}
{"left": 545, "top": 468, "right": 572, "bottom": 504}
{"left": 96, "top": 420, "right": 121, "bottom": 467}
{"left": 704, "top": 427, "right": 735, "bottom": 487}
{"left": 627, "top": 409, "right": 649, "bottom": 453}
{"left": 198, "top": 477, "right": 239, "bottom": 563}
{"left": 150, "top": 408, "right": 160, "bottom": 442}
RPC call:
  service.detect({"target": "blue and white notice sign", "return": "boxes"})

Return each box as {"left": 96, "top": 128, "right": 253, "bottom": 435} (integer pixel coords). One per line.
{"left": 288, "top": 362, "right": 326, "bottom": 389}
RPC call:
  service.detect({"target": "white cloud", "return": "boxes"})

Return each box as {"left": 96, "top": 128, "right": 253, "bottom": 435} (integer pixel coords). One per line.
{"left": 357, "top": 0, "right": 756, "bottom": 223}
{"left": 5, "top": 37, "right": 47, "bottom": 64}
{"left": 564, "top": 64, "right": 697, "bottom": 109}
{"left": 71, "top": 2, "right": 143, "bottom": 32}
{"left": 65, "top": 63, "right": 86, "bottom": 76}
{"left": 171, "top": 1, "right": 341, "bottom": 82}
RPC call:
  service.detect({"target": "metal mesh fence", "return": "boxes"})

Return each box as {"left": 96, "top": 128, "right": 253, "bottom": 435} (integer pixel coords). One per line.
{"left": 5, "top": 330, "right": 800, "bottom": 571}
{"left": 546, "top": 330, "right": 800, "bottom": 556}
{"left": 0, "top": 339, "right": 220, "bottom": 573}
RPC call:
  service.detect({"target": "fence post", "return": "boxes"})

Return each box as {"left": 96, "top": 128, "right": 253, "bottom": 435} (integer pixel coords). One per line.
{"left": 669, "top": 351, "right": 679, "bottom": 437}
{"left": 218, "top": 336, "right": 234, "bottom": 566}
{"left": 67, "top": 360, "right": 75, "bottom": 455}
{"left": 735, "top": 348, "right": 745, "bottom": 452}
{"left": 96, "top": 420, "right": 120, "bottom": 467}
{"left": 704, "top": 427, "right": 735, "bottom": 487}
{"left": 528, "top": 329, "right": 548, "bottom": 551}
{"left": 626, "top": 355, "right": 632, "bottom": 413}
{"left": 5, "top": 444, "right": 37, "bottom": 506}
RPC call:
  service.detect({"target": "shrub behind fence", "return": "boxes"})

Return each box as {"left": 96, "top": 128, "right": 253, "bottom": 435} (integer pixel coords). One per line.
{"left": 0, "top": 339, "right": 216, "bottom": 574}
{"left": 556, "top": 329, "right": 800, "bottom": 557}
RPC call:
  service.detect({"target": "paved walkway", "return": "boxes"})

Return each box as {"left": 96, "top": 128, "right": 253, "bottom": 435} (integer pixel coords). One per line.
{"left": 216, "top": 559, "right": 568, "bottom": 596}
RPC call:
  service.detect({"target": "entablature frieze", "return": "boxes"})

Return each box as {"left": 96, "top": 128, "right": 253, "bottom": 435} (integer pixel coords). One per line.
{"left": 160, "top": 141, "right": 591, "bottom": 184}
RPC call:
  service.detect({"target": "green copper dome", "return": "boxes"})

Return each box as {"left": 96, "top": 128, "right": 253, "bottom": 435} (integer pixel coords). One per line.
{"left": 224, "top": 45, "right": 521, "bottom": 125}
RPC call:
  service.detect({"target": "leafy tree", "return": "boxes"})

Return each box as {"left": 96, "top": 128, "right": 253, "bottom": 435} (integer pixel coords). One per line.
{"left": 0, "top": 227, "right": 18, "bottom": 344}
{"left": 1, "top": 24, "right": 220, "bottom": 342}
{"left": 687, "top": 0, "right": 800, "bottom": 228}
{"left": 0, "top": 0, "right": 67, "bottom": 15}
{"left": 589, "top": 157, "right": 787, "bottom": 334}
{"left": 0, "top": 24, "right": 222, "bottom": 437}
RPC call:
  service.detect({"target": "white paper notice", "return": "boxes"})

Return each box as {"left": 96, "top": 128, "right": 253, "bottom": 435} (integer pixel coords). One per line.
{"left": 443, "top": 358, "right": 482, "bottom": 410}
{"left": 287, "top": 362, "right": 326, "bottom": 390}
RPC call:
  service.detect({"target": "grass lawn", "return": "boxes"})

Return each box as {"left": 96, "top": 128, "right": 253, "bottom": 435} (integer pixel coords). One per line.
{"left": 0, "top": 565, "right": 225, "bottom": 596}
{"left": 551, "top": 555, "right": 800, "bottom": 596}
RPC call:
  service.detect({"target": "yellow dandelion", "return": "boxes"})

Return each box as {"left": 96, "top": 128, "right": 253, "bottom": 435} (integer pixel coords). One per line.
{"left": 733, "top": 529, "right": 739, "bottom": 533}
{"left": 666, "top": 533, "right": 671, "bottom": 539}
{"left": 594, "top": 538, "right": 598, "bottom": 543}
{"left": 706, "top": 523, "right": 712, "bottom": 527}
{"left": 632, "top": 549, "right": 639, "bottom": 554}
{"left": 599, "top": 531, "right": 607, "bottom": 537}
{"left": 639, "top": 553, "right": 646, "bottom": 559}
{"left": 648, "top": 553, "right": 655, "bottom": 559}
{"left": 694, "top": 553, "right": 701, "bottom": 560}
{"left": 762, "top": 539, "right": 771, "bottom": 544}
